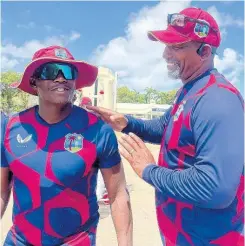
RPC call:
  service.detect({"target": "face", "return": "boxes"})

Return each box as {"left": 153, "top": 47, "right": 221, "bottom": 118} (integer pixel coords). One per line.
{"left": 163, "top": 41, "right": 205, "bottom": 80}
{"left": 34, "top": 71, "right": 76, "bottom": 105}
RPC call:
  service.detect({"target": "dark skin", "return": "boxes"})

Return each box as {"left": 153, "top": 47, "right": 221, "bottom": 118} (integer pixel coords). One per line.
{"left": 33, "top": 71, "right": 76, "bottom": 124}
{"left": 163, "top": 41, "right": 214, "bottom": 83}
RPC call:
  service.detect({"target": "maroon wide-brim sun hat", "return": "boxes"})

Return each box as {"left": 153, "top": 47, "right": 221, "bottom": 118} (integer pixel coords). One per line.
{"left": 11, "top": 46, "right": 98, "bottom": 96}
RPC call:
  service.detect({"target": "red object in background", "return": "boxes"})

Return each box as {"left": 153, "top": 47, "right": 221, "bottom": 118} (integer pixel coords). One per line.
{"left": 80, "top": 97, "right": 92, "bottom": 106}
{"left": 99, "top": 90, "right": 104, "bottom": 95}
{"left": 9, "top": 81, "right": 20, "bottom": 88}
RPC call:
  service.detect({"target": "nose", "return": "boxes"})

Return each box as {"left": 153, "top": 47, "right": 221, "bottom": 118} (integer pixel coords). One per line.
{"left": 54, "top": 70, "right": 67, "bottom": 83}
{"left": 163, "top": 45, "right": 173, "bottom": 60}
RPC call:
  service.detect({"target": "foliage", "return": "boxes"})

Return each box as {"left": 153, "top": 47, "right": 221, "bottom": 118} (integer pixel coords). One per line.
{"left": 1, "top": 71, "right": 29, "bottom": 114}
{"left": 117, "top": 86, "right": 177, "bottom": 105}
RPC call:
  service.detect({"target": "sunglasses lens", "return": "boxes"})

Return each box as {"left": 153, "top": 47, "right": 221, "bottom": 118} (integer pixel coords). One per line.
{"left": 39, "top": 63, "right": 78, "bottom": 80}
{"left": 40, "top": 64, "right": 59, "bottom": 80}
{"left": 170, "top": 14, "right": 185, "bottom": 27}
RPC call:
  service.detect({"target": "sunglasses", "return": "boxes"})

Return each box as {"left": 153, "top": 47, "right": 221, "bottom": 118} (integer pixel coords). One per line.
{"left": 167, "top": 13, "right": 218, "bottom": 36}
{"left": 34, "top": 62, "right": 78, "bottom": 80}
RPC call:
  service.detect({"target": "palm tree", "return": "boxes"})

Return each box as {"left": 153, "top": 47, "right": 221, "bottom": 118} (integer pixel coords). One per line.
{"left": 68, "top": 135, "right": 76, "bottom": 151}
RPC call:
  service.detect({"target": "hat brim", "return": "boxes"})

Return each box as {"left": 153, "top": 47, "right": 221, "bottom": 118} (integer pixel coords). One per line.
{"left": 148, "top": 29, "right": 191, "bottom": 45}
{"left": 13, "top": 57, "right": 98, "bottom": 95}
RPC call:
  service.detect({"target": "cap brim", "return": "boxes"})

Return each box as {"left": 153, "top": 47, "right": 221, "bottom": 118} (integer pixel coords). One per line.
{"left": 13, "top": 57, "right": 98, "bottom": 95}
{"left": 148, "top": 29, "right": 191, "bottom": 45}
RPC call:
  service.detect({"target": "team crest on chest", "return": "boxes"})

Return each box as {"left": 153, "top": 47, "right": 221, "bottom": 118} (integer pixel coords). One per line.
{"left": 64, "top": 133, "right": 83, "bottom": 153}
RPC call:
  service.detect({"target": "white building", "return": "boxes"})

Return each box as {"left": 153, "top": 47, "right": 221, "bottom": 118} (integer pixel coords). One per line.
{"left": 79, "top": 67, "right": 117, "bottom": 110}
{"left": 116, "top": 103, "right": 171, "bottom": 119}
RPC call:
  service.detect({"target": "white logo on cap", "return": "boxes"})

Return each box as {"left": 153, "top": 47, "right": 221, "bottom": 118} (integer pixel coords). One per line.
{"left": 55, "top": 49, "right": 68, "bottom": 59}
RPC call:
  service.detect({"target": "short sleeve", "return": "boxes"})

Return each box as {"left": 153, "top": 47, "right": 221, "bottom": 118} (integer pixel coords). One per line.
{"left": 1, "top": 112, "right": 9, "bottom": 167}
{"left": 97, "top": 122, "right": 121, "bottom": 169}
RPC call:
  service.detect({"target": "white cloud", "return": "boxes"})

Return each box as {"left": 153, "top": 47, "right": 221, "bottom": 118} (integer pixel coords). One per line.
{"left": 91, "top": 1, "right": 191, "bottom": 91}
{"left": 91, "top": 2, "right": 244, "bottom": 92}
{"left": 207, "top": 6, "right": 244, "bottom": 28}
{"left": 69, "top": 31, "right": 81, "bottom": 41}
{"left": 1, "top": 31, "right": 81, "bottom": 60}
{"left": 17, "top": 22, "right": 36, "bottom": 29}
{"left": 1, "top": 56, "right": 19, "bottom": 70}
{"left": 214, "top": 48, "right": 244, "bottom": 85}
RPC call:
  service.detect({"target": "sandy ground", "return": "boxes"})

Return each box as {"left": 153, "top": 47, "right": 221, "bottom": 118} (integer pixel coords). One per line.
{"left": 0, "top": 144, "right": 162, "bottom": 246}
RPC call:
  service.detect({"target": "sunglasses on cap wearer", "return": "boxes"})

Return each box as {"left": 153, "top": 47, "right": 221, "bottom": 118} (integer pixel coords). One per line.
{"left": 167, "top": 13, "right": 218, "bottom": 35}
{"left": 33, "top": 62, "right": 78, "bottom": 80}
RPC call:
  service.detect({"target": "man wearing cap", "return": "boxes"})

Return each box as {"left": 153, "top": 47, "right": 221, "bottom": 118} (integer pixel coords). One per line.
{"left": 1, "top": 46, "right": 133, "bottom": 245}
{"left": 88, "top": 7, "right": 244, "bottom": 246}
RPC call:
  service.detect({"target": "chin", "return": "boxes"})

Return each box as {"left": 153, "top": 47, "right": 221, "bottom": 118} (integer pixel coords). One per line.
{"left": 168, "top": 71, "right": 181, "bottom": 80}
{"left": 52, "top": 97, "right": 71, "bottom": 105}
{"left": 167, "top": 66, "right": 181, "bottom": 80}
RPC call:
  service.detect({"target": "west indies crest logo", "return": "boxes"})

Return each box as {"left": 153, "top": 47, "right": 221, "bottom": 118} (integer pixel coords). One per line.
{"left": 64, "top": 133, "right": 83, "bottom": 153}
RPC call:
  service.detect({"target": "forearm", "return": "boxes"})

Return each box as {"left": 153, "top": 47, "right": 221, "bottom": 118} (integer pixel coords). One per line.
{"left": 143, "top": 164, "right": 237, "bottom": 209}
{"left": 110, "top": 189, "right": 133, "bottom": 246}
{"left": 122, "top": 115, "right": 164, "bottom": 144}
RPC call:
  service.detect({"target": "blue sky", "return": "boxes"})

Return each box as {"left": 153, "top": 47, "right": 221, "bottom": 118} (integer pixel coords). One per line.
{"left": 1, "top": 1, "right": 244, "bottom": 93}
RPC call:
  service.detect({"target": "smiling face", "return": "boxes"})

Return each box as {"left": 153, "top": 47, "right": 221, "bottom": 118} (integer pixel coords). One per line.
{"left": 163, "top": 41, "right": 203, "bottom": 81}
{"left": 35, "top": 71, "right": 76, "bottom": 105}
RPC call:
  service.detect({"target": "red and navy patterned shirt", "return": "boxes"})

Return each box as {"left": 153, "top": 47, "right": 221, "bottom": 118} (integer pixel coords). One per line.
{"left": 1, "top": 105, "right": 121, "bottom": 246}
{"left": 124, "top": 69, "right": 244, "bottom": 246}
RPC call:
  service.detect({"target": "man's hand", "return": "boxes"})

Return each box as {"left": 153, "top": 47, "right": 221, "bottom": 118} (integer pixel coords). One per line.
{"left": 86, "top": 105, "right": 128, "bottom": 132}
{"left": 119, "top": 133, "right": 156, "bottom": 178}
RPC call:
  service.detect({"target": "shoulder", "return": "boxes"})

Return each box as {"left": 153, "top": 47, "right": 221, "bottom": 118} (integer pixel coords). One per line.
{"left": 72, "top": 105, "right": 101, "bottom": 126}
{"left": 197, "top": 79, "right": 242, "bottom": 109}
{"left": 9, "top": 107, "right": 36, "bottom": 118}
{"left": 5, "top": 107, "right": 36, "bottom": 130}
{"left": 192, "top": 79, "right": 243, "bottom": 124}
{"left": 71, "top": 106, "right": 115, "bottom": 137}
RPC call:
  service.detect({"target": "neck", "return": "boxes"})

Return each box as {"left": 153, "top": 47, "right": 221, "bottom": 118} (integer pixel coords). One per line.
{"left": 181, "top": 62, "right": 214, "bottom": 84}
{"left": 38, "top": 100, "right": 73, "bottom": 124}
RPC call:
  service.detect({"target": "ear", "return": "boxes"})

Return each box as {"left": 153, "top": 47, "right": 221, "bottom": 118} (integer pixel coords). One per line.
{"left": 29, "top": 77, "right": 38, "bottom": 92}
{"left": 200, "top": 44, "right": 212, "bottom": 59}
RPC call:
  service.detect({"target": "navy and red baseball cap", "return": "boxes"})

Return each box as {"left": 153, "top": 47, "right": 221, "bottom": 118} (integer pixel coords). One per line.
{"left": 148, "top": 7, "right": 221, "bottom": 47}
{"left": 11, "top": 46, "right": 98, "bottom": 95}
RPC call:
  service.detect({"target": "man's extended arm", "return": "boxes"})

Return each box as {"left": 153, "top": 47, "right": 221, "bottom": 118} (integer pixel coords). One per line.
{"left": 123, "top": 107, "right": 172, "bottom": 144}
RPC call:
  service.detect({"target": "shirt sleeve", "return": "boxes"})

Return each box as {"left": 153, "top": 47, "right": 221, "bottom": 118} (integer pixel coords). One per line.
{"left": 142, "top": 88, "right": 244, "bottom": 209}
{"left": 1, "top": 112, "right": 9, "bottom": 168}
{"left": 122, "top": 107, "right": 172, "bottom": 144}
{"left": 97, "top": 121, "right": 121, "bottom": 169}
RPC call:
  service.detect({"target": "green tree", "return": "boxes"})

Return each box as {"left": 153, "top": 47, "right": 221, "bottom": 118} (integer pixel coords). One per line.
{"left": 144, "top": 87, "right": 158, "bottom": 103}
{"left": 133, "top": 89, "right": 147, "bottom": 104}
{"left": 117, "top": 86, "right": 136, "bottom": 103}
{"left": 157, "top": 89, "right": 177, "bottom": 105}
{"left": 117, "top": 85, "right": 177, "bottom": 105}
{"left": 164, "top": 89, "right": 177, "bottom": 104}
{"left": 1, "top": 71, "right": 29, "bottom": 114}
